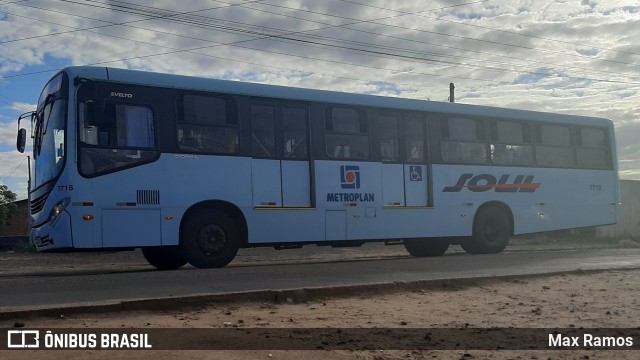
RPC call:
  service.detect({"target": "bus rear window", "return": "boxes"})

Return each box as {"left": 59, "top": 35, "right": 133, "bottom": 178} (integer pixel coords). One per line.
{"left": 577, "top": 127, "right": 610, "bottom": 169}
{"left": 535, "top": 124, "right": 575, "bottom": 167}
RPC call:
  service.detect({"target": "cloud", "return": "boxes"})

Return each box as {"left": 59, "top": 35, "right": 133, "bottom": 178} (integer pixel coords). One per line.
{"left": 0, "top": 0, "right": 638, "bottom": 182}
{"left": 0, "top": 106, "right": 34, "bottom": 148}
{"left": 11, "top": 102, "right": 36, "bottom": 113}
{"left": 0, "top": 121, "right": 18, "bottom": 147}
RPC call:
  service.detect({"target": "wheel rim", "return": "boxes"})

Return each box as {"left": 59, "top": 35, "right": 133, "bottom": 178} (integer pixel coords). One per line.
{"left": 197, "top": 224, "right": 227, "bottom": 255}
{"left": 482, "top": 220, "right": 500, "bottom": 243}
{"left": 482, "top": 218, "right": 504, "bottom": 245}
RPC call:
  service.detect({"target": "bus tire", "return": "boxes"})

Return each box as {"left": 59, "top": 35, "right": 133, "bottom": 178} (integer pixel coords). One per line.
{"left": 468, "top": 207, "right": 511, "bottom": 254}
{"left": 141, "top": 246, "right": 187, "bottom": 270}
{"left": 403, "top": 238, "right": 449, "bottom": 257}
{"left": 181, "top": 209, "right": 239, "bottom": 268}
{"left": 459, "top": 238, "right": 480, "bottom": 254}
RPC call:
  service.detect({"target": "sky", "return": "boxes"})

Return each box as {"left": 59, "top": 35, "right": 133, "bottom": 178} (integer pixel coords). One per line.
{"left": 0, "top": 0, "right": 639, "bottom": 200}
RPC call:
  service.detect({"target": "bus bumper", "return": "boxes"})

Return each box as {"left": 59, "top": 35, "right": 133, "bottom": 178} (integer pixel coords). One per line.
{"left": 31, "top": 210, "right": 73, "bottom": 251}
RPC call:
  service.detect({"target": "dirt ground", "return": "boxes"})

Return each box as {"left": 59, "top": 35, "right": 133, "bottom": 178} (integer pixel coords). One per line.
{"left": 3, "top": 267, "right": 640, "bottom": 359}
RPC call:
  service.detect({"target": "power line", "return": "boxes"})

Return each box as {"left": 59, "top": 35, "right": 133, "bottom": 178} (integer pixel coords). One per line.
{"left": 0, "top": 0, "right": 267, "bottom": 45}
{"left": 0, "top": 0, "right": 513, "bottom": 84}
{"left": 0, "top": 156, "right": 27, "bottom": 183}
{"left": 96, "top": 0, "right": 640, "bottom": 75}
{"left": 335, "top": 0, "right": 640, "bottom": 68}
{"left": 235, "top": 0, "right": 640, "bottom": 81}
{"left": 2, "top": 0, "right": 639, "bottom": 89}
{"left": 12, "top": 0, "right": 638, "bottom": 85}
{"left": 0, "top": 96, "right": 34, "bottom": 111}
{"left": 338, "top": 0, "right": 640, "bottom": 59}
{"left": 261, "top": 0, "right": 640, "bottom": 72}
{"left": 66, "top": 0, "right": 640, "bottom": 82}
{"left": 1, "top": 2, "right": 636, "bottom": 172}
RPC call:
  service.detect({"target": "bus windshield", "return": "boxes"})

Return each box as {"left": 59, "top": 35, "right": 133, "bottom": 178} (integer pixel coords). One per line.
{"left": 33, "top": 73, "right": 66, "bottom": 189}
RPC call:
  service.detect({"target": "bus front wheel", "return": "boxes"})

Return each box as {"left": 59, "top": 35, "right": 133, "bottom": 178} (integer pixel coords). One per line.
{"left": 181, "top": 209, "right": 239, "bottom": 269}
{"left": 404, "top": 238, "right": 449, "bottom": 257}
{"left": 463, "top": 207, "right": 511, "bottom": 254}
{"left": 141, "top": 246, "right": 187, "bottom": 270}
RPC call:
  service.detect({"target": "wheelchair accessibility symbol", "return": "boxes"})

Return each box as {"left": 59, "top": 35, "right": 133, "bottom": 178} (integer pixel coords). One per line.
{"left": 409, "top": 166, "right": 423, "bottom": 181}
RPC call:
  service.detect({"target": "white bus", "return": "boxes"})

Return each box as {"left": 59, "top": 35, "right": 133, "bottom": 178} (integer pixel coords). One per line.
{"left": 16, "top": 67, "right": 620, "bottom": 269}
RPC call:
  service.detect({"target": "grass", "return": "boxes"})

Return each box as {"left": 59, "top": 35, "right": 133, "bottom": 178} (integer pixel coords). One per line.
{"left": 511, "top": 231, "right": 640, "bottom": 250}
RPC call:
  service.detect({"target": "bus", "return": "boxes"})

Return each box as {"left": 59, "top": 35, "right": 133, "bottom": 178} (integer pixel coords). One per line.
{"left": 16, "top": 66, "right": 620, "bottom": 269}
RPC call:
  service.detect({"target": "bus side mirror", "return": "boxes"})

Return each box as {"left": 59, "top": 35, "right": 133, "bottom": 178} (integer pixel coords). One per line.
{"left": 17, "top": 128, "right": 26, "bottom": 153}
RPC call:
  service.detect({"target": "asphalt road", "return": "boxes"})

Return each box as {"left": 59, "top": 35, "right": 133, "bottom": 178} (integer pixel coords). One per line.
{"left": 1, "top": 248, "right": 639, "bottom": 311}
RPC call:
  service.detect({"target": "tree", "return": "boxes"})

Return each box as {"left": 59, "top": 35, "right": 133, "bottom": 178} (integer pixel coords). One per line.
{"left": 0, "top": 184, "right": 18, "bottom": 228}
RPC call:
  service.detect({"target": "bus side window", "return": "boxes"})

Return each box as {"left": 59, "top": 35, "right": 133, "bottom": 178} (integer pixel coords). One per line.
{"left": 79, "top": 102, "right": 98, "bottom": 146}
{"left": 325, "top": 107, "right": 369, "bottom": 160}
{"left": 79, "top": 103, "right": 157, "bottom": 176}
{"left": 82, "top": 103, "right": 154, "bottom": 147}
{"left": 177, "top": 94, "right": 238, "bottom": 154}
{"left": 490, "top": 120, "right": 533, "bottom": 166}
{"left": 282, "top": 107, "right": 308, "bottom": 159}
{"left": 115, "top": 105, "right": 155, "bottom": 147}
{"left": 251, "top": 104, "right": 276, "bottom": 158}
{"left": 404, "top": 117, "right": 424, "bottom": 163}
{"left": 440, "top": 117, "right": 487, "bottom": 164}
{"left": 376, "top": 115, "right": 399, "bottom": 162}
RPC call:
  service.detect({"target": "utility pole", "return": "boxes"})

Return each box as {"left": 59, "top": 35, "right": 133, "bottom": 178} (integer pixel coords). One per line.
{"left": 449, "top": 83, "right": 455, "bottom": 103}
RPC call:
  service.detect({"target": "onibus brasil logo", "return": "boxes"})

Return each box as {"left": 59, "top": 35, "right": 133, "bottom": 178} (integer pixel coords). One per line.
{"left": 6, "top": 329, "right": 152, "bottom": 349}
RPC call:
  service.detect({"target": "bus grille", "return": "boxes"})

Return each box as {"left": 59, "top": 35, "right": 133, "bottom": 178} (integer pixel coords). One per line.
{"left": 137, "top": 190, "right": 160, "bottom": 205}
{"left": 34, "top": 235, "right": 52, "bottom": 247}
{"left": 30, "top": 192, "right": 49, "bottom": 214}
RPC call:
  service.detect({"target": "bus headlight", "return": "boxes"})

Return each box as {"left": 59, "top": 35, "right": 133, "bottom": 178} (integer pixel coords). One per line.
{"left": 49, "top": 198, "right": 70, "bottom": 226}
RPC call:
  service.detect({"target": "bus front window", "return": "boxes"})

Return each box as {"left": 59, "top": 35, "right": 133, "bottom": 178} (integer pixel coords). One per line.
{"left": 33, "top": 98, "right": 67, "bottom": 189}
{"left": 31, "top": 72, "right": 67, "bottom": 190}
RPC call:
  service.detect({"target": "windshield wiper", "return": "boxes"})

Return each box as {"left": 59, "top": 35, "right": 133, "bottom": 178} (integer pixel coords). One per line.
{"left": 33, "top": 94, "right": 56, "bottom": 156}
{"left": 41, "top": 94, "right": 55, "bottom": 136}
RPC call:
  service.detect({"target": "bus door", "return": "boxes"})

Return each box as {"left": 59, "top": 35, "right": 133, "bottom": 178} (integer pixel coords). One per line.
{"left": 250, "top": 103, "right": 311, "bottom": 207}
{"left": 377, "top": 114, "right": 405, "bottom": 206}
{"left": 378, "top": 113, "right": 429, "bottom": 207}
{"left": 403, "top": 115, "right": 429, "bottom": 207}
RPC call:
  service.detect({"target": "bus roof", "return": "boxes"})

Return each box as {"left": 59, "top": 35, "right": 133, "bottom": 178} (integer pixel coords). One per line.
{"left": 64, "top": 66, "right": 613, "bottom": 128}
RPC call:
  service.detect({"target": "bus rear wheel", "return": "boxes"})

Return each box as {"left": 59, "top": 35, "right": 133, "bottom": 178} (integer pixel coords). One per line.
{"left": 181, "top": 209, "right": 239, "bottom": 269}
{"left": 464, "top": 207, "right": 511, "bottom": 254}
{"left": 141, "top": 246, "right": 187, "bottom": 270}
{"left": 403, "top": 238, "right": 449, "bottom": 257}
